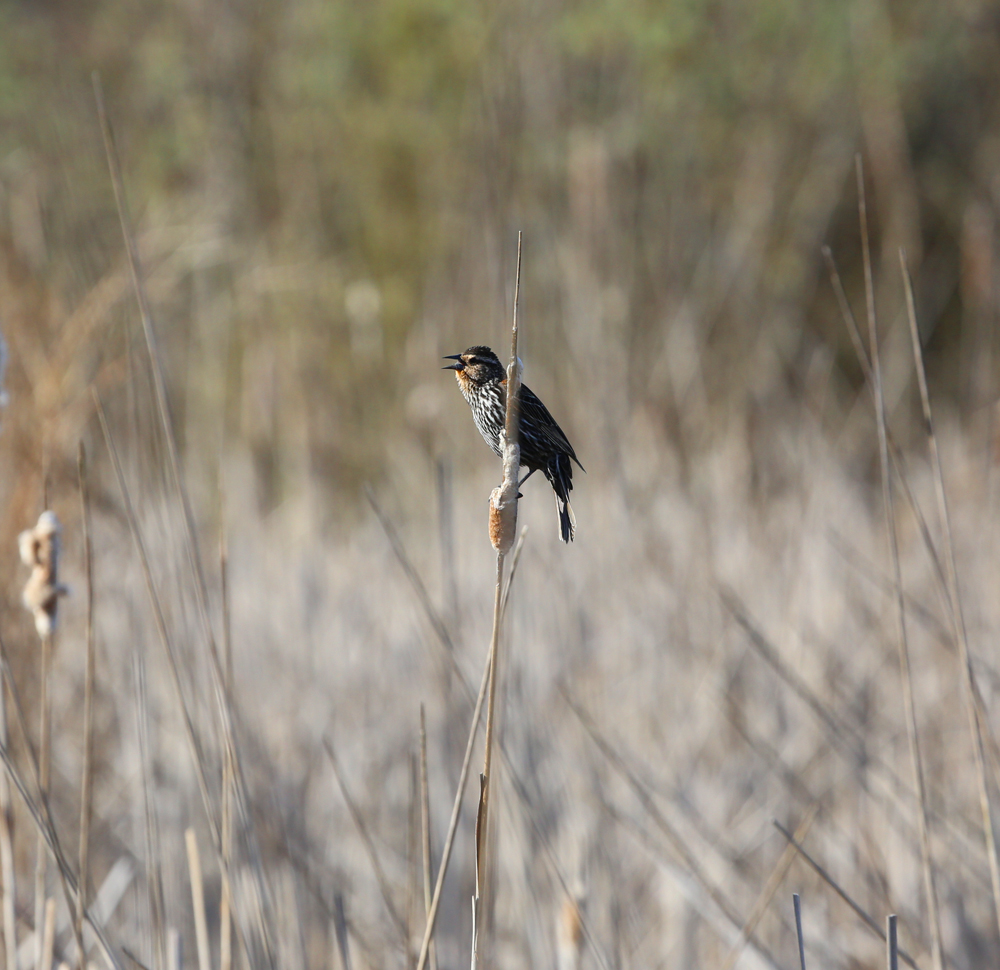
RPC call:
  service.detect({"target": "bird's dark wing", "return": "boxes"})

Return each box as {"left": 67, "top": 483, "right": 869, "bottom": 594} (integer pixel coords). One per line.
{"left": 519, "top": 384, "right": 584, "bottom": 469}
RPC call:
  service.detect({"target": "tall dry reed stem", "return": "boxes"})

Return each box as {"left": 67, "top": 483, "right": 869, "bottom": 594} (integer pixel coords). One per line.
{"left": 856, "top": 154, "right": 942, "bottom": 970}
{"left": 414, "top": 645, "right": 493, "bottom": 970}
{"left": 185, "top": 828, "right": 212, "bottom": 970}
{"left": 0, "top": 639, "right": 14, "bottom": 970}
{"left": 95, "top": 393, "right": 268, "bottom": 966}
{"left": 17, "top": 508, "right": 63, "bottom": 961}
{"left": 134, "top": 653, "right": 166, "bottom": 970}
{"left": 220, "top": 520, "right": 234, "bottom": 970}
{"left": 473, "top": 232, "right": 522, "bottom": 969}
{"left": 77, "top": 442, "right": 96, "bottom": 970}
{"left": 94, "top": 75, "right": 277, "bottom": 967}
{"left": 0, "top": 631, "right": 120, "bottom": 969}
{"left": 418, "top": 706, "right": 438, "bottom": 970}
{"left": 35, "top": 631, "right": 50, "bottom": 970}
{"left": 900, "top": 249, "right": 1000, "bottom": 940}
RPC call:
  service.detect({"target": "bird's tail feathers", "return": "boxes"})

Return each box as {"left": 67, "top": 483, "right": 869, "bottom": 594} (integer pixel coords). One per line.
{"left": 556, "top": 494, "right": 576, "bottom": 543}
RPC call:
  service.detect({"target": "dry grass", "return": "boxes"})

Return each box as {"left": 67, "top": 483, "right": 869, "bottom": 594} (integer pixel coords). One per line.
{"left": 4, "top": 347, "right": 1000, "bottom": 969}
{"left": 2, "top": 52, "right": 1000, "bottom": 970}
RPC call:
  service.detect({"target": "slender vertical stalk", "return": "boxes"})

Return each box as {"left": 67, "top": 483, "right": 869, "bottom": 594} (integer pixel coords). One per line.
{"left": 0, "top": 635, "right": 14, "bottom": 970}
{"left": 186, "top": 828, "right": 212, "bottom": 970}
{"left": 40, "top": 897, "right": 56, "bottom": 970}
{"left": 857, "top": 156, "right": 943, "bottom": 970}
{"left": 419, "top": 706, "right": 438, "bottom": 970}
{"left": 900, "top": 250, "right": 1000, "bottom": 939}
{"left": 415, "top": 646, "right": 493, "bottom": 970}
{"left": 35, "top": 632, "right": 51, "bottom": 970}
{"left": 135, "top": 655, "right": 166, "bottom": 970}
{"left": 167, "top": 928, "right": 182, "bottom": 970}
{"left": 77, "top": 442, "right": 96, "bottom": 969}
{"left": 0, "top": 658, "right": 14, "bottom": 970}
{"left": 792, "top": 895, "right": 805, "bottom": 970}
{"left": 220, "top": 521, "right": 234, "bottom": 970}
{"left": 94, "top": 76, "right": 275, "bottom": 968}
{"left": 0, "top": 632, "right": 117, "bottom": 969}
{"left": 474, "top": 232, "right": 522, "bottom": 968}
{"left": 887, "top": 915, "right": 898, "bottom": 970}
{"left": 720, "top": 804, "right": 817, "bottom": 970}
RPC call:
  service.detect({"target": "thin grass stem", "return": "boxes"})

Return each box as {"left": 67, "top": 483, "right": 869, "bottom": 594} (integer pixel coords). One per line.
{"left": 773, "top": 821, "right": 919, "bottom": 970}
{"left": 77, "top": 442, "right": 96, "bottom": 969}
{"left": 857, "top": 156, "right": 943, "bottom": 970}
{"left": 900, "top": 248, "right": 1000, "bottom": 938}
{"left": 185, "top": 829, "right": 211, "bottom": 970}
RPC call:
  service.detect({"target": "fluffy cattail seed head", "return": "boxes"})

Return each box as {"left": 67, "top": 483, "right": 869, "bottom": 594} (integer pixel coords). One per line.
{"left": 489, "top": 485, "right": 517, "bottom": 553}
{"left": 19, "top": 510, "right": 69, "bottom": 638}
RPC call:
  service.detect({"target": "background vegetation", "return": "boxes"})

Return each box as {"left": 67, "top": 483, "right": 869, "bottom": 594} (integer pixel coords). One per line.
{"left": 3, "top": 0, "right": 1000, "bottom": 966}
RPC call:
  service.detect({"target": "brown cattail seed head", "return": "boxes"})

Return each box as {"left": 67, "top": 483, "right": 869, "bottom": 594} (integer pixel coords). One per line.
{"left": 489, "top": 485, "right": 517, "bottom": 553}
{"left": 557, "top": 894, "right": 584, "bottom": 970}
{"left": 19, "top": 510, "right": 68, "bottom": 639}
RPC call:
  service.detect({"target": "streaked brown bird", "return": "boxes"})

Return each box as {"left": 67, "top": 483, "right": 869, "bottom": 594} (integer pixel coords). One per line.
{"left": 444, "top": 345, "right": 583, "bottom": 542}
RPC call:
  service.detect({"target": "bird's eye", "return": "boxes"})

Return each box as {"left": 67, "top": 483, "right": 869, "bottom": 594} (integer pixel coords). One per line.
{"left": 468, "top": 357, "right": 478, "bottom": 364}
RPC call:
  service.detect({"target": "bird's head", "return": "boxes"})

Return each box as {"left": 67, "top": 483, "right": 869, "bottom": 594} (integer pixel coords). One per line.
{"left": 442, "top": 346, "right": 505, "bottom": 386}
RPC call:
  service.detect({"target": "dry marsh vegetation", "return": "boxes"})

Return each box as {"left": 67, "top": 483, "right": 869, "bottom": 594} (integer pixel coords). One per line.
{"left": 5, "top": 2, "right": 1000, "bottom": 968}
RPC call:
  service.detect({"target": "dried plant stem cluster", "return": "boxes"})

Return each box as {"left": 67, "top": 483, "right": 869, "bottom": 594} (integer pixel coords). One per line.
{"left": 3, "top": 75, "right": 1000, "bottom": 970}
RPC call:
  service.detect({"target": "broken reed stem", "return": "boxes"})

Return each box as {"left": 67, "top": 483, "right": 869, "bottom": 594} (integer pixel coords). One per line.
{"left": 475, "top": 231, "right": 522, "bottom": 968}
{"left": 0, "top": 644, "right": 14, "bottom": 970}
{"left": 773, "top": 821, "right": 920, "bottom": 970}
{"left": 185, "top": 828, "right": 212, "bottom": 970}
{"left": 720, "top": 804, "right": 818, "bottom": 970}
{"left": 792, "top": 894, "right": 806, "bottom": 970}
{"left": 35, "top": 631, "right": 52, "bottom": 970}
{"left": 900, "top": 249, "right": 1000, "bottom": 939}
{"left": 78, "top": 442, "right": 96, "bottom": 969}
{"left": 888, "top": 914, "right": 899, "bottom": 970}
{"left": 40, "top": 896, "right": 56, "bottom": 970}
{"left": 856, "top": 156, "right": 943, "bottom": 970}
{"left": 415, "top": 645, "right": 493, "bottom": 970}
{"left": 134, "top": 653, "right": 166, "bottom": 970}
{"left": 419, "top": 706, "right": 438, "bottom": 970}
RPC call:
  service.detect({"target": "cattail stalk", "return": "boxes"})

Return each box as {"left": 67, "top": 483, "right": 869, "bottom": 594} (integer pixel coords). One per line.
{"left": 900, "top": 249, "right": 1000, "bottom": 940}
{"left": 0, "top": 648, "right": 14, "bottom": 970}
{"left": 856, "top": 157, "right": 943, "bottom": 970}
{"left": 474, "top": 232, "right": 522, "bottom": 968}
{"left": 77, "top": 443, "right": 96, "bottom": 969}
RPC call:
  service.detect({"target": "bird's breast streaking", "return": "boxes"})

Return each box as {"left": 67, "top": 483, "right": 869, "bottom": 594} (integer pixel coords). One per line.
{"left": 444, "top": 345, "right": 582, "bottom": 542}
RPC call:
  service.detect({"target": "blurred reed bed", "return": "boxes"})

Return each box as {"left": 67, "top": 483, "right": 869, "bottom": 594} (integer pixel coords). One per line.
{"left": 2, "top": 1, "right": 1000, "bottom": 968}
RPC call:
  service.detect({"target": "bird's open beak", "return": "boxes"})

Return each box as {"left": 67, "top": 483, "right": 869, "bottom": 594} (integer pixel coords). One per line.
{"left": 442, "top": 355, "right": 465, "bottom": 371}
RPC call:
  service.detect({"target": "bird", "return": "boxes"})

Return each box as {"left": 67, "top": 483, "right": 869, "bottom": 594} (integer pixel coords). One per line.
{"left": 444, "top": 345, "right": 583, "bottom": 542}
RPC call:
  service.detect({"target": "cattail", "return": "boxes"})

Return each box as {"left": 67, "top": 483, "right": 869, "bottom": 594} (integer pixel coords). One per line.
{"left": 19, "top": 511, "right": 69, "bottom": 638}
{"left": 556, "top": 892, "right": 584, "bottom": 970}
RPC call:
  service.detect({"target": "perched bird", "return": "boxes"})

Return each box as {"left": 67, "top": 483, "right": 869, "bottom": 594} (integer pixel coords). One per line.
{"left": 444, "top": 345, "right": 583, "bottom": 542}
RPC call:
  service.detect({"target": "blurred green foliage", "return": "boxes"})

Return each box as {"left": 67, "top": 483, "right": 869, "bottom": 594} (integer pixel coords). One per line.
{"left": 1, "top": 0, "right": 998, "bottom": 506}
